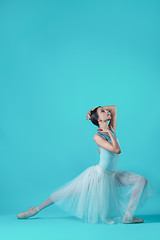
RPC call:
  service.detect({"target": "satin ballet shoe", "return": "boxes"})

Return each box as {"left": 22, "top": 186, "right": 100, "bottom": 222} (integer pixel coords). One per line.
{"left": 17, "top": 207, "right": 39, "bottom": 219}
{"left": 123, "top": 216, "right": 144, "bottom": 224}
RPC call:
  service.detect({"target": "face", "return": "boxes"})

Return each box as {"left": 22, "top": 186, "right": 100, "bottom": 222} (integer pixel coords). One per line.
{"left": 97, "top": 107, "right": 111, "bottom": 125}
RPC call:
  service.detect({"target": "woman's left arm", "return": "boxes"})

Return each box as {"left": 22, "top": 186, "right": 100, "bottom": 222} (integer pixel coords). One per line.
{"left": 103, "top": 105, "right": 117, "bottom": 132}
{"left": 103, "top": 105, "right": 116, "bottom": 113}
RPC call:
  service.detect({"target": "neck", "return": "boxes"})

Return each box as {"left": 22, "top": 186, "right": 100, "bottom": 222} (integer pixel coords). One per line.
{"left": 99, "top": 123, "right": 110, "bottom": 131}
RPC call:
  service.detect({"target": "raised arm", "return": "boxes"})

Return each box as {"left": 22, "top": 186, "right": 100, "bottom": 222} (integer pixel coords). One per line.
{"left": 103, "top": 105, "right": 117, "bottom": 134}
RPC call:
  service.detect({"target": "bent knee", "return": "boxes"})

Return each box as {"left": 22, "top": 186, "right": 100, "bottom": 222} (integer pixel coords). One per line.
{"left": 140, "top": 176, "right": 148, "bottom": 186}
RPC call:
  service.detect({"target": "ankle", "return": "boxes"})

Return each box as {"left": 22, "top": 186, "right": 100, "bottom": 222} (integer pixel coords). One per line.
{"left": 123, "top": 214, "right": 134, "bottom": 222}
{"left": 36, "top": 206, "right": 40, "bottom": 212}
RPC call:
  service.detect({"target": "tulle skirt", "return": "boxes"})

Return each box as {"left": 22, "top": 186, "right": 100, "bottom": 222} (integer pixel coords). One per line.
{"left": 49, "top": 164, "right": 155, "bottom": 224}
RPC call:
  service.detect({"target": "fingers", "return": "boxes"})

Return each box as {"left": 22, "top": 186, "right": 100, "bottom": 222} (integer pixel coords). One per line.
{"left": 86, "top": 111, "right": 91, "bottom": 120}
{"left": 86, "top": 114, "right": 89, "bottom": 120}
{"left": 86, "top": 107, "right": 96, "bottom": 120}
{"left": 97, "top": 128, "right": 102, "bottom": 133}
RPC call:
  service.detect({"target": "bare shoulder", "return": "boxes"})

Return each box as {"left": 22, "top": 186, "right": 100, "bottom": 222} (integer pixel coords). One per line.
{"left": 93, "top": 134, "right": 107, "bottom": 143}
{"left": 93, "top": 133, "right": 120, "bottom": 154}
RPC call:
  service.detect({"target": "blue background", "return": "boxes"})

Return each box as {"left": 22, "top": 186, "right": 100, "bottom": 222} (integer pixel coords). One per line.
{"left": 0, "top": 0, "right": 159, "bottom": 239}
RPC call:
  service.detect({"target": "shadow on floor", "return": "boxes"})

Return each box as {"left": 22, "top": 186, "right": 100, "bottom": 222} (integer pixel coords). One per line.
{"left": 20, "top": 214, "right": 160, "bottom": 223}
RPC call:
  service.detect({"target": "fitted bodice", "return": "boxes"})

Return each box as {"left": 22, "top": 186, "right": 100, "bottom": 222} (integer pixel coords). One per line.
{"left": 96, "top": 128, "right": 121, "bottom": 172}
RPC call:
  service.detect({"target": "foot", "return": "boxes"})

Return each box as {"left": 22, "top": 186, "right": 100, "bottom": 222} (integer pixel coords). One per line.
{"left": 17, "top": 207, "right": 39, "bottom": 219}
{"left": 123, "top": 216, "right": 144, "bottom": 224}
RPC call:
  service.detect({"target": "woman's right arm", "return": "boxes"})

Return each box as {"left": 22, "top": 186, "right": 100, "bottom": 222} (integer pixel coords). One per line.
{"left": 86, "top": 107, "right": 95, "bottom": 120}
{"left": 107, "top": 129, "right": 121, "bottom": 153}
{"left": 93, "top": 132, "right": 121, "bottom": 154}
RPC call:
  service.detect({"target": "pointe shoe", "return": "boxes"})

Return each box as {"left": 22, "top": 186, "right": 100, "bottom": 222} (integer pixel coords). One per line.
{"left": 123, "top": 216, "right": 144, "bottom": 224}
{"left": 17, "top": 207, "right": 39, "bottom": 219}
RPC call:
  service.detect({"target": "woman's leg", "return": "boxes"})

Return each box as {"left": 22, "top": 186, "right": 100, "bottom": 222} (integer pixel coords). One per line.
{"left": 115, "top": 170, "right": 148, "bottom": 222}
{"left": 18, "top": 184, "right": 77, "bottom": 218}
{"left": 17, "top": 170, "right": 85, "bottom": 219}
{"left": 36, "top": 196, "right": 54, "bottom": 212}
{"left": 36, "top": 177, "right": 80, "bottom": 212}
{"left": 17, "top": 196, "right": 54, "bottom": 219}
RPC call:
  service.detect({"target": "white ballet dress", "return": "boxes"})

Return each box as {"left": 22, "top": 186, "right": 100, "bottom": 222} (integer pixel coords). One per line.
{"left": 49, "top": 128, "right": 155, "bottom": 224}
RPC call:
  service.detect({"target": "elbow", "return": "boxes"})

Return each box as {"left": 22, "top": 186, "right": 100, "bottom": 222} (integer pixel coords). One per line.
{"left": 115, "top": 148, "right": 121, "bottom": 154}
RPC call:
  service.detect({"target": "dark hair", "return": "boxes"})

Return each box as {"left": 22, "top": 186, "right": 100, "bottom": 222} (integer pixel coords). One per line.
{"left": 90, "top": 106, "right": 102, "bottom": 127}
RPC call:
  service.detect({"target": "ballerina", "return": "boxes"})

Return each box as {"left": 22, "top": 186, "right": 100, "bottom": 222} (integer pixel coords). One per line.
{"left": 17, "top": 105, "right": 155, "bottom": 224}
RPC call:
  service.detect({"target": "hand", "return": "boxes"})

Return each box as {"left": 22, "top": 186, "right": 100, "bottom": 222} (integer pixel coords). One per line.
{"left": 86, "top": 107, "right": 96, "bottom": 120}
{"left": 97, "top": 128, "right": 110, "bottom": 136}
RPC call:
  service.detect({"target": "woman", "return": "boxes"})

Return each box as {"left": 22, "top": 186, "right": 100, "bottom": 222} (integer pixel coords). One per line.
{"left": 17, "top": 105, "right": 155, "bottom": 224}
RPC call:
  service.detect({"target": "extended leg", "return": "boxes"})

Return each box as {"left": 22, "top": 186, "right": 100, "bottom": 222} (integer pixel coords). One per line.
{"left": 37, "top": 196, "right": 54, "bottom": 212}
{"left": 17, "top": 196, "right": 54, "bottom": 219}
{"left": 17, "top": 185, "right": 78, "bottom": 219}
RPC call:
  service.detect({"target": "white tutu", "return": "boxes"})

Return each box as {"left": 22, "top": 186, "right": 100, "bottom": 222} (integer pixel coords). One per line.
{"left": 49, "top": 128, "right": 155, "bottom": 224}
{"left": 49, "top": 164, "right": 155, "bottom": 224}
